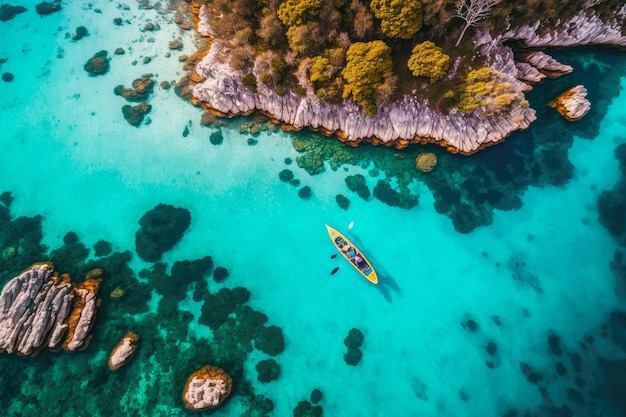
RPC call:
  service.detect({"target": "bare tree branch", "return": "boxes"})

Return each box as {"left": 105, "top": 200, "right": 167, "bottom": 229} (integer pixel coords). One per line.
{"left": 454, "top": 0, "right": 501, "bottom": 47}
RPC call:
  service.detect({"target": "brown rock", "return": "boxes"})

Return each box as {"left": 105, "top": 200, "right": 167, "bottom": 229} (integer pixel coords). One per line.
{"left": 62, "top": 270, "right": 102, "bottom": 351}
{"left": 415, "top": 152, "right": 437, "bottom": 173}
{"left": 169, "top": 40, "right": 183, "bottom": 50}
{"left": 549, "top": 85, "right": 591, "bottom": 122}
{"left": 84, "top": 51, "right": 109, "bottom": 76}
{"left": 144, "top": 22, "right": 155, "bottom": 31}
{"left": 108, "top": 331, "right": 139, "bottom": 371}
{"left": 178, "top": 54, "right": 188, "bottom": 62}
{"left": 182, "top": 366, "right": 233, "bottom": 411}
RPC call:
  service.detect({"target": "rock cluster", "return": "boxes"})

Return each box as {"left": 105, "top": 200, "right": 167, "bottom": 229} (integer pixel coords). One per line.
{"left": 108, "top": 331, "right": 139, "bottom": 370}
{"left": 0, "top": 263, "right": 101, "bottom": 356}
{"left": 182, "top": 365, "right": 233, "bottom": 411}
{"left": 114, "top": 76, "right": 154, "bottom": 102}
{"left": 515, "top": 51, "right": 573, "bottom": 85}
{"left": 549, "top": 85, "right": 591, "bottom": 122}
{"left": 343, "top": 327, "right": 364, "bottom": 366}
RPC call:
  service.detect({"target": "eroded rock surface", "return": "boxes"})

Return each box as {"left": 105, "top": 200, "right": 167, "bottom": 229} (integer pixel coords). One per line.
{"left": 109, "top": 331, "right": 139, "bottom": 370}
{"left": 549, "top": 85, "right": 591, "bottom": 122}
{"left": 0, "top": 263, "right": 101, "bottom": 356}
{"left": 182, "top": 365, "right": 233, "bottom": 411}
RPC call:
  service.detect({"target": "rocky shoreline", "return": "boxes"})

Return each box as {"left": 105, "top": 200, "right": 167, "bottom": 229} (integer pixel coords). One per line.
{"left": 187, "top": 5, "right": 626, "bottom": 155}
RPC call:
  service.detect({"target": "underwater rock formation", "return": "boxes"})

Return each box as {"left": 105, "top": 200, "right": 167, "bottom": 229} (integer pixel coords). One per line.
{"left": 84, "top": 51, "right": 109, "bottom": 76}
{"left": 415, "top": 152, "right": 437, "bottom": 173}
{"left": 35, "top": 1, "right": 61, "bottom": 15}
{"left": 549, "top": 85, "right": 591, "bottom": 122}
{"left": 135, "top": 203, "right": 191, "bottom": 262}
{"left": 0, "top": 262, "right": 101, "bottom": 355}
{"left": 0, "top": 4, "right": 26, "bottom": 22}
{"left": 122, "top": 102, "right": 152, "bottom": 126}
{"left": 182, "top": 365, "right": 233, "bottom": 411}
{"left": 108, "top": 331, "right": 139, "bottom": 371}
{"left": 114, "top": 76, "right": 154, "bottom": 102}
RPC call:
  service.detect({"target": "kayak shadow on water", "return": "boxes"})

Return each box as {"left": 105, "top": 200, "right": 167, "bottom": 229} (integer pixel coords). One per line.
{"left": 347, "top": 231, "right": 401, "bottom": 303}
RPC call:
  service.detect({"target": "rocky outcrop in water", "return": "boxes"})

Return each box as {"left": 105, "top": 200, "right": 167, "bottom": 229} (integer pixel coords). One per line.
{"left": 84, "top": 51, "right": 109, "bottom": 76}
{"left": 182, "top": 365, "right": 233, "bottom": 411}
{"left": 109, "top": 331, "right": 139, "bottom": 370}
{"left": 192, "top": 45, "right": 534, "bottom": 155}
{"left": 189, "top": 5, "right": 626, "bottom": 155}
{"left": 549, "top": 85, "right": 591, "bottom": 122}
{"left": 0, "top": 263, "right": 101, "bottom": 356}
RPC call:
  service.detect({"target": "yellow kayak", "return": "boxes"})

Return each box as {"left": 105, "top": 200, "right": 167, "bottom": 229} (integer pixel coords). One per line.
{"left": 326, "top": 224, "right": 378, "bottom": 284}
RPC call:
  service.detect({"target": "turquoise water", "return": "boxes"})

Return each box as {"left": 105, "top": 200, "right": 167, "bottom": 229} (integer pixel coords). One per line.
{"left": 1, "top": 2, "right": 626, "bottom": 417}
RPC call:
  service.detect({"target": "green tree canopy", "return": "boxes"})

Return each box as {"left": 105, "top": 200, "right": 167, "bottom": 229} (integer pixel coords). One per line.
{"left": 370, "top": 0, "right": 423, "bottom": 39}
{"left": 277, "top": 0, "right": 325, "bottom": 27}
{"left": 407, "top": 41, "right": 450, "bottom": 82}
{"left": 342, "top": 40, "right": 393, "bottom": 108}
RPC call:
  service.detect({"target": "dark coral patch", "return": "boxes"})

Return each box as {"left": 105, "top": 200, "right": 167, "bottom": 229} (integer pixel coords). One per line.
{"left": 279, "top": 169, "right": 294, "bottom": 182}
{"left": 0, "top": 4, "right": 26, "bottom": 21}
{"left": 298, "top": 186, "right": 312, "bottom": 199}
{"left": 199, "top": 287, "right": 251, "bottom": 330}
{"left": 93, "top": 240, "right": 112, "bottom": 257}
{"left": 336, "top": 194, "right": 350, "bottom": 210}
{"left": 256, "top": 358, "right": 281, "bottom": 383}
{"left": 373, "top": 180, "right": 418, "bottom": 209}
{"left": 343, "top": 328, "right": 364, "bottom": 349}
{"left": 345, "top": 174, "right": 370, "bottom": 200}
{"left": 344, "top": 346, "right": 363, "bottom": 366}
{"left": 209, "top": 129, "right": 223, "bottom": 145}
{"left": 2, "top": 72, "right": 14, "bottom": 82}
{"left": 213, "top": 266, "right": 229, "bottom": 283}
{"left": 135, "top": 203, "right": 191, "bottom": 262}
{"left": 254, "top": 325, "right": 285, "bottom": 356}
{"left": 35, "top": 1, "right": 61, "bottom": 15}
{"left": 293, "top": 400, "right": 322, "bottom": 417}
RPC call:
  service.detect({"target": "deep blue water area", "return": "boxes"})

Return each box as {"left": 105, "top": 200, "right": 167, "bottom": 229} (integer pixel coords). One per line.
{"left": 1, "top": 2, "right": 626, "bottom": 417}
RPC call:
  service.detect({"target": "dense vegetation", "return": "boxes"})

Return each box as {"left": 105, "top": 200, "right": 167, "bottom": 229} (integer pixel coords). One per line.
{"left": 200, "top": 0, "right": 624, "bottom": 116}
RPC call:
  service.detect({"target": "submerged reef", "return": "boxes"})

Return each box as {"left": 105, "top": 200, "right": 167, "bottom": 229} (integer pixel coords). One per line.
{"left": 0, "top": 189, "right": 283, "bottom": 416}
{"left": 135, "top": 203, "right": 191, "bottom": 262}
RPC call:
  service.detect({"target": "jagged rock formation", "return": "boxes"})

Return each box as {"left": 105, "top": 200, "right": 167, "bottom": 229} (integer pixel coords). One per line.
{"left": 549, "top": 85, "right": 591, "bottom": 122}
{"left": 193, "top": 44, "right": 535, "bottom": 155}
{"left": 0, "top": 263, "right": 102, "bottom": 356}
{"left": 182, "top": 365, "right": 233, "bottom": 411}
{"left": 189, "top": 5, "right": 625, "bottom": 155}
{"left": 109, "top": 331, "right": 139, "bottom": 371}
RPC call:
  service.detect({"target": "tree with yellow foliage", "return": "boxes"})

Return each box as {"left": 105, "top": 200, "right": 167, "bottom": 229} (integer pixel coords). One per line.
{"left": 407, "top": 41, "right": 450, "bottom": 82}
{"left": 342, "top": 40, "right": 394, "bottom": 115}
{"left": 370, "top": 0, "right": 423, "bottom": 39}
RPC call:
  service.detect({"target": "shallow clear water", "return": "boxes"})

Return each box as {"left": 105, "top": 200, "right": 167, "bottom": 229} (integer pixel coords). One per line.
{"left": 1, "top": 2, "right": 625, "bottom": 417}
